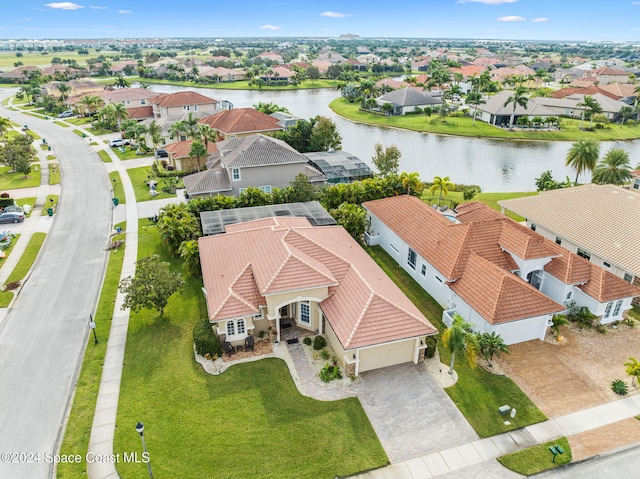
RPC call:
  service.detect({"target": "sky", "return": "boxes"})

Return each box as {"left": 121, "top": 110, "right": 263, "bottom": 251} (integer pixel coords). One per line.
{"left": 1, "top": 0, "right": 640, "bottom": 42}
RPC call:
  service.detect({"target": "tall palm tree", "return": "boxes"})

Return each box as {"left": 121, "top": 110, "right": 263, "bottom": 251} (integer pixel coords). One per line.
{"left": 0, "top": 116, "right": 12, "bottom": 139}
{"left": 182, "top": 112, "right": 200, "bottom": 139}
{"left": 465, "top": 91, "right": 485, "bottom": 126}
{"left": 189, "top": 140, "right": 207, "bottom": 172}
{"left": 194, "top": 123, "right": 218, "bottom": 151}
{"left": 577, "top": 95, "right": 601, "bottom": 129}
{"left": 442, "top": 314, "right": 478, "bottom": 374}
{"left": 77, "top": 94, "right": 104, "bottom": 117}
{"left": 146, "top": 120, "right": 163, "bottom": 156}
{"left": 123, "top": 121, "right": 148, "bottom": 153}
{"left": 169, "top": 120, "right": 187, "bottom": 141}
{"left": 592, "top": 148, "right": 632, "bottom": 185}
{"left": 429, "top": 176, "right": 455, "bottom": 206}
{"left": 57, "top": 82, "right": 71, "bottom": 103}
{"left": 113, "top": 74, "right": 130, "bottom": 89}
{"left": 399, "top": 171, "right": 422, "bottom": 196}
{"left": 503, "top": 86, "right": 529, "bottom": 129}
{"left": 566, "top": 138, "right": 600, "bottom": 184}
{"left": 633, "top": 85, "right": 640, "bottom": 108}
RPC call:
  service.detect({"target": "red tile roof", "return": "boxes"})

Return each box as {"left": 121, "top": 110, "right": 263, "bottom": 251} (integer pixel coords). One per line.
{"left": 551, "top": 86, "right": 620, "bottom": 100}
{"left": 199, "top": 108, "right": 284, "bottom": 135}
{"left": 151, "top": 91, "right": 218, "bottom": 108}
{"left": 578, "top": 265, "right": 640, "bottom": 302}
{"left": 164, "top": 139, "right": 218, "bottom": 158}
{"left": 126, "top": 106, "right": 153, "bottom": 120}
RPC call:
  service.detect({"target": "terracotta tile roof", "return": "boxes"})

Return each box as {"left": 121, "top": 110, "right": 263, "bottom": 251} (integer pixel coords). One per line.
{"left": 126, "top": 106, "right": 153, "bottom": 120}
{"left": 455, "top": 202, "right": 503, "bottom": 223}
{"left": 544, "top": 246, "right": 593, "bottom": 284}
{"left": 498, "top": 223, "right": 559, "bottom": 260}
{"left": 164, "top": 139, "right": 218, "bottom": 159}
{"left": 499, "top": 185, "right": 640, "bottom": 276}
{"left": 449, "top": 254, "right": 564, "bottom": 324}
{"left": 551, "top": 86, "right": 620, "bottom": 100}
{"left": 449, "top": 65, "right": 487, "bottom": 78}
{"left": 199, "top": 108, "right": 283, "bottom": 135}
{"left": 579, "top": 265, "right": 640, "bottom": 302}
{"left": 599, "top": 83, "right": 638, "bottom": 98}
{"left": 151, "top": 91, "right": 219, "bottom": 108}
{"left": 199, "top": 218, "right": 436, "bottom": 349}
{"left": 99, "top": 87, "right": 159, "bottom": 102}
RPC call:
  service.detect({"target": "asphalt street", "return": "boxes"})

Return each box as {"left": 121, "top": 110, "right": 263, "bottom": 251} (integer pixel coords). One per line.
{"left": 0, "top": 89, "right": 112, "bottom": 478}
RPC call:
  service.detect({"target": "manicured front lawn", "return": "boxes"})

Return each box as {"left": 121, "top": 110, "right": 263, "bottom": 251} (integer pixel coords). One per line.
{"left": 0, "top": 166, "right": 41, "bottom": 190}
{"left": 113, "top": 221, "right": 387, "bottom": 479}
{"left": 15, "top": 198, "right": 35, "bottom": 216}
{"left": 109, "top": 171, "right": 126, "bottom": 205}
{"left": 421, "top": 190, "right": 538, "bottom": 222}
{"left": 97, "top": 150, "right": 112, "bottom": 163}
{"left": 330, "top": 98, "right": 640, "bottom": 141}
{"left": 65, "top": 117, "right": 93, "bottom": 126}
{"left": 366, "top": 245, "right": 547, "bottom": 438}
{"left": 127, "top": 166, "right": 181, "bottom": 202}
{"left": 498, "top": 437, "right": 571, "bottom": 475}
{"left": 57, "top": 223, "right": 126, "bottom": 479}
{"left": 0, "top": 233, "right": 20, "bottom": 268}
{"left": 0, "top": 233, "right": 46, "bottom": 307}
{"left": 49, "top": 164, "right": 60, "bottom": 185}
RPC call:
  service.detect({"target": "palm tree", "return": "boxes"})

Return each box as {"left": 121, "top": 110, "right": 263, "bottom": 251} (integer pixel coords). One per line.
{"left": 442, "top": 314, "right": 478, "bottom": 374}
{"left": 146, "top": 120, "right": 163, "bottom": 156}
{"left": 577, "top": 95, "right": 601, "bottom": 129}
{"left": 179, "top": 239, "right": 201, "bottom": 276}
{"left": 182, "top": 113, "right": 200, "bottom": 139}
{"left": 0, "top": 116, "right": 12, "bottom": 139}
{"left": 169, "top": 120, "right": 187, "bottom": 141}
{"left": 592, "top": 148, "right": 632, "bottom": 185}
{"left": 381, "top": 102, "right": 394, "bottom": 116}
{"left": 194, "top": 123, "right": 218, "bottom": 151}
{"left": 189, "top": 140, "right": 207, "bottom": 172}
{"left": 113, "top": 74, "right": 130, "bottom": 89}
{"left": 465, "top": 91, "right": 485, "bottom": 126}
{"left": 57, "top": 82, "right": 71, "bottom": 103}
{"left": 77, "top": 94, "right": 104, "bottom": 117}
{"left": 566, "top": 139, "right": 600, "bottom": 184}
{"left": 619, "top": 106, "right": 633, "bottom": 125}
{"left": 123, "top": 121, "right": 148, "bottom": 153}
{"left": 429, "top": 176, "right": 455, "bottom": 206}
{"left": 503, "top": 86, "right": 529, "bottom": 129}
{"left": 624, "top": 357, "right": 640, "bottom": 387}
{"left": 634, "top": 85, "right": 640, "bottom": 108}
{"left": 477, "top": 332, "right": 509, "bottom": 367}
{"left": 399, "top": 171, "right": 422, "bottom": 196}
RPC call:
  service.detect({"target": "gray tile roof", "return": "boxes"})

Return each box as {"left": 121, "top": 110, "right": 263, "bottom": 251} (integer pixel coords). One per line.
{"left": 377, "top": 87, "right": 443, "bottom": 107}
{"left": 218, "top": 134, "right": 308, "bottom": 168}
{"left": 183, "top": 164, "right": 232, "bottom": 195}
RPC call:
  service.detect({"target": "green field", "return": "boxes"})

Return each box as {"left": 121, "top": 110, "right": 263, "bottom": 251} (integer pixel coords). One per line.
{"left": 330, "top": 98, "right": 640, "bottom": 141}
{"left": 498, "top": 437, "right": 571, "bottom": 475}
{"left": 0, "top": 165, "right": 41, "bottom": 190}
{"left": 421, "top": 190, "right": 538, "bottom": 222}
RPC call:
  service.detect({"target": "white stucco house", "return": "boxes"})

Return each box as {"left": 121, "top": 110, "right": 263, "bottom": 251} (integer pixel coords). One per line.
{"left": 363, "top": 196, "right": 640, "bottom": 345}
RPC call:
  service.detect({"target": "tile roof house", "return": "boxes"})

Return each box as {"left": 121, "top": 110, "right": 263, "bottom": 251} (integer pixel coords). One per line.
{"left": 376, "top": 87, "right": 443, "bottom": 115}
{"left": 163, "top": 140, "right": 219, "bottom": 172}
{"left": 0, "top": 65, "right": 40, "bottom": 83}
{"left": 183, "top": 134, "right": 326, "bottom": 197}
{"left": 199, "top": 216, "right": 437, "bottom": 376}
{"left": 150, "top": 91, "right": 222, "bottom": 119}
{"left": 500, "top": 184, "right": 640, "bottom": 303}
{"left": 364, "top": 195, "right": 640, "bottom": 345}
{"left": 41, "top": 79, "right": 103, "bottom": 100}
{"left": 199, "top": 108, "right": 285, "bottom": 140}
{"left": 584, "top": 67, "right": 629, "bottom": 85}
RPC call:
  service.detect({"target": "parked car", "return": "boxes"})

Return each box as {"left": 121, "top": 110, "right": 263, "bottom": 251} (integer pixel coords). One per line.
{"left": 3, "top": 205, "right": 23, "bottom": 213}
{"left": 0, "top": 211, "right": 25, "bottom": 224}
{"left": 108, "top": 138, "right": 131, "bottom": 147}
{"left": 58, "top": 111, "right": 73, "bottom": 118}
{"left": 156, "top": 149, "right": 169, "bottom": 158}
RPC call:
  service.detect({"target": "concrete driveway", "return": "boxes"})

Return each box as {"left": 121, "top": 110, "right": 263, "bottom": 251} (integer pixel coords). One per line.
{"left": 351, "top": 363, "right": 478, "bottom": 463}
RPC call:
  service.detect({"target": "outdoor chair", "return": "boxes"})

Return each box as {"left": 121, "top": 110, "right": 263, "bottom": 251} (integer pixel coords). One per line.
{"left": 222, "top": 341, "right": 236, "bottom": 357}
{"left": 245, "top": 335, "right": 255, "bottom": 352}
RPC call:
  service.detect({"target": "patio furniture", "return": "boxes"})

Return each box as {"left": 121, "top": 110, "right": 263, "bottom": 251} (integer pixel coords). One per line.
{"left": 245, "top": 335, "right": 255, "bottom": 352}
{"left": 222, "top": 341, "right": 236, "bottom": 357}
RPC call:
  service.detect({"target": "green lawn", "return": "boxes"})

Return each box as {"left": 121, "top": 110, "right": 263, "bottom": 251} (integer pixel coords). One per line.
{"left": 629, "top": 305, "right": 640, "bottom": 322}
{"left": 42, "top": 195, "right": 59, "bottom": 216}
{"left": 97, "top": 150, "right": 112, "bottom": 163}
{"left": 330, "top": 98, "right": 640, "bottom": 141}
{"left": 127, "top": 166, "right": 181, "bottom": 202}
{"left": 0, "top": 233, "right": 20, "bottom": 269}
{"left": 109, "top": 171, "right": 126, "bottom": 205}
{"left": 0, "top": 233, "right": 46, "bottom": 307}
{"left": 57, "top": 223, "right": 126, "bottom": 479}
{"left": 49, "top": 165, "right": 60, "bottom": 185}
{"left": 366, "top": 245, "right": 547, "bottom": 438}
{"left": 141, "top": 77, "right": 338, "bottom": 90}
{"left": 421, "top": 190, "right": 538, "bottom": 222}
{"left": 65, "top": 117, "right": 93, "bottom": 126}
{"left": 112, "top": 221, "right": 387, "bottom": 478}
{"left": 0, "top": 166, "right": 41, "bottom": 190}
{"left": 498, "top": 437, "right": 571, "bottom": 475}
{"left": 110, "top": 146, "right": 154, "bottom": 161}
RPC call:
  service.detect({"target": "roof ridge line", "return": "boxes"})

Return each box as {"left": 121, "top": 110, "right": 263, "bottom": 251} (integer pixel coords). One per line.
{"left": 344, "top": 286, "right": 374, "bottom": 349}
{"left": 211, "top": 263, "right": 254, "bottom": 317}
{"left": 261, "top": 231, "right": 292, "bottom": 294}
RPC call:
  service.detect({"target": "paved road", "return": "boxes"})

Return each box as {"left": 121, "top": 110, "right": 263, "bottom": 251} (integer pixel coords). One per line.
{"left": 0, "top": 89, "right": 112, "bottom": 478}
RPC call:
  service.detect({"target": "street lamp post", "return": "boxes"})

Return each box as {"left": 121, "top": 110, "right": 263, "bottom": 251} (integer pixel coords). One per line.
{"left": 88, "top": 314, "right": 98, "bottom": 345}
{"left": 135, "top": 422, "right": 154, "bottom": 478}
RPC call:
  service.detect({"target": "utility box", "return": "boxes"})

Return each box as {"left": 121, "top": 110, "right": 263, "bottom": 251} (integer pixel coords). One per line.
{"left": 498, "top": 405, "right": 511, "bottom": 415}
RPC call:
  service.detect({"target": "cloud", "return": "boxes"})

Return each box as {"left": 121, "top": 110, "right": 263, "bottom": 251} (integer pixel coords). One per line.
{"left": 632, "top": 1, "right": 640, "bottom": 4}
{"left": 260, "top": 24, "right": 281, "bottom": 30}
{"left": 497, "top": 15, "right": 525, "bottom": 21}
{"left": 459, "top": 0, "right": 518, "bottom": 4}
{"left": 118, "top": 9, "right": 131, "bottom": 14}
{"left": 45, "top": 2, "right": 84, "bottom": 10}
{"left": 320, "top": 11, "right": 352, "bottom": 18}
{"left": 532, "top": 17, "right": 549, "bottom": 22}
{"left": 90, "top": 5, "right": 107, "bottom": 9}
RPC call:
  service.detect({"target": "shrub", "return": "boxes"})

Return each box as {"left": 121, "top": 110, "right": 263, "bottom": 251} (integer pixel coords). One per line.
{"left": 0, "top": 198, "right": 14, "bottom": 209}
{"left": 424, "top": 336, "right": 437, "bottom": 359}
{"left": 318, "top": 363, "right": 342, "bottom": 382}
{"left": 320, "top": 349, "right": 330, "bottom": 360}
{"left": 302, "top": 336, "right": 312, "bottom": 346}
{"left": 596, "top": 324, "right": 607, "bottom": 334}
{"left": 612, "top": 379, "right": 628, "bottom": 395}
{"left": 627, "top": 120, "right": 636, "bottom": 126}
{"left": 463, "top": 189, "right": 477, "bottom": 201}
{"left": 313, "top": 335, "right": 327, "bottom": 350}
{"left": 193, "top": 318, "right": 222, "bottom": 358}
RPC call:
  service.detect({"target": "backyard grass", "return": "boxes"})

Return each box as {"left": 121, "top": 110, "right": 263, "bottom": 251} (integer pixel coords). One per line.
{"left": 112, "top": 220, "right": 388, "bottom": 479}
{"left": 15, "top": 198, "right": 35, "bottom": 216}
{"left": 127, "top": 166, "right": 182, "bottom": 202}
{"left": 97, "top": 150, "right": 112, "bottom": 163}
{"left": 0, "top": 165, "right": 41, "bottom": 190}
{"left": 41, "top": 195, "right": 59, "bottom": 215}
{"left": 49, "top": 164, "right": 60, "bottom": 185}
{"left": 421, "top": 190, "right": 538, "bottom": 222}
{"left": 109, "top": 171, "right": 126, "bottom": 205}
{"left": 366, "top": 245, "right": 547, "bottom": 437}
{"left": 56, "top": 223, "right": 126, "bottom": 479}
{"left": 0, "top": 233, "right": 46, "bottom": 307}
{"left": 497, "top": 437, "right": 571, "bottom": 475}
{"left": 330, "top": 98, "right": 640, "bottom": 141}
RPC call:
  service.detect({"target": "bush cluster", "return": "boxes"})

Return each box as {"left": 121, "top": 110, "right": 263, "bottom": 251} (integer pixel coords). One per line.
{"left": 193, "top": 318, "right": 222, "bottom": 358}
{"left": 313, "top": 335, "right": 327, "bottom": 350}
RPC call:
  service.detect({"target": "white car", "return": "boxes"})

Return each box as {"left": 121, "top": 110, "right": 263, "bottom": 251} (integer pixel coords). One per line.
{"left": 108, "top": 138, "right": 131, "bottom": 147}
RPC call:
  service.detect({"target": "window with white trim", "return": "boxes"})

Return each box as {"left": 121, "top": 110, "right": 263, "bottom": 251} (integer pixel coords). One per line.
{"left": 613, "top": 300, "right": 623, "bottom": 317}
{"left": 232, "top": 168, "right": 240, "bottom": 181}
{"left": 238, "top": 188, "right": 247, "bottom": 194}
{"left": 141, "top": 99, "right": 146, "bottom": 105}
{"left": 407, "top": 248, "right": 417, "bottom": 270}
{"left": 226, "top": 320, "right": 235, "bottom": 336}
{"left": 604, "top": 302, "right": 613, "bottom": 318}
{"left": 259, "top": 185, "right": 272, "bottom": 194}
{"left": 183, "top": 105, "right": 190, "bottom": 111}
{"left": 421, "top": 264, "right": 426, "bottom": 277}
{"left": 194, "top": 104, "right": 198, "bottom": 111}
{"left": 577, "top": 248, "right": 591, "bottom": 261}
{"left": 300, "top": 301, "right": 310, "bottom": 324}
{"left": 602, "top": 261, "right": 611, "bottom": 269}
{"left": 435, "top": 275, "right": 443, "bottom": 283}
{"left": 633, "top": 179, "right": 640, "bottom": 190}
{"left": 236, "top": 318, "right": 245, "bottom": 335}
{"left": 566, "top": 291, "right": 572, "bottom": 300}
{"left": 555, "top": 236, "right": 562, "bottom": 245}
{"left": 624, "top": 273, "right": 634, "bottom": 283}
{"left": 530, "top": 223, "right": 537, "bottom": 231}
{"left": 226, "top": 319, "right": 245, "bottom": 338}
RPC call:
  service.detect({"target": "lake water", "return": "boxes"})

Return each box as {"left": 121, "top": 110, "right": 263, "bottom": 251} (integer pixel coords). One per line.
{"left": 140, "top": 84, "right": 640, "bottom": 192}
